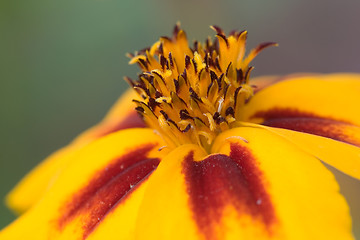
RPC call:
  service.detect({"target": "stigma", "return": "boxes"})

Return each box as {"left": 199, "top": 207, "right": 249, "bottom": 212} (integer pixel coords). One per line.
{"left": 126, "top": 24, "right": 276, "bottom": 152}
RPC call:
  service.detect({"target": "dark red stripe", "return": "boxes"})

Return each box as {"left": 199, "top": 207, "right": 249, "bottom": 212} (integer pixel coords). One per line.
{"left": 182, "top": 143, "right": 275, "bottom": 240}
{"left": 252, "top": 108, "right": 360, "bottom": 147}
{"left": 58, "top": 144, "right": 160, "bottom": 239}
{"left": 98, "top": 111, "right": 146, "bottom": 138}
{"left": 251, "top": 108, "right": 316, "bottom": 120}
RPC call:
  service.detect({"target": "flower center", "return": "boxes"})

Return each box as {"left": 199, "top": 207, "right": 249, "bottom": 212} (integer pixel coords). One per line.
{"left": 126, "top": 24, "right": 276, "bottom": 152}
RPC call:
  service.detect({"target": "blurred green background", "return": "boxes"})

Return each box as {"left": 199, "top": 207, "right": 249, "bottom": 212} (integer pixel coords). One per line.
{"left": 1, "top": 0, "right": 360, "bottom": 237}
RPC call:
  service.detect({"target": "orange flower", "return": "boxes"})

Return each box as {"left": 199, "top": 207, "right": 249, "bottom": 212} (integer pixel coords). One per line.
{"left": 1, "top": 25, "right": 360, "bottom": 240}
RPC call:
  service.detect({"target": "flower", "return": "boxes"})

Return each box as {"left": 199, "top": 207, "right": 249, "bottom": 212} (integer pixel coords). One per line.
{"left": 1, "top": 24, "right": 360, "bottom": 240}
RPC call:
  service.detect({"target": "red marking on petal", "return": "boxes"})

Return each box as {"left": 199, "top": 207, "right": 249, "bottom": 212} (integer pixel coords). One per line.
{"left": 182, "top": 143, "right": 275, "bottom": 239}
{"left": 253, "top": 108, "right": 360, "bottom": 147}
{"left": 252, "top": 108, "right": 316, "bottom": 120}
{"left": 98, "top": 111, "right": 146, "bottom": 138}
{"left": 58, "top": 144, "right": 160, "bottom": 239}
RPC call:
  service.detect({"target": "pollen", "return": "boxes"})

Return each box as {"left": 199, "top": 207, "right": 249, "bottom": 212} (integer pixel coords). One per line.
{"left": 126, "top": 24, "right": 277, "bottom": 152}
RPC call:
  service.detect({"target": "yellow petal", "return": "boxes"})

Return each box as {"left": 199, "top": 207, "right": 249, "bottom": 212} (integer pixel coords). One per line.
{"left": 135, "top": 127, "right": 353, "bottom": 240}
{"left": 134, "top": 144, "right": 207, "bottom": 240}
{"left": 255, "top": 114, "right": 360, "bottom": 148}
{"left": 212, "top": 127, "right": 353, "bottom": 240}
{"left": 72, "top": 88, "right": 145, "bottom": 145}
{"left": 0, "top": 128, "right": 166, "bottom": 240}
{"left": 6, "top": 145, "right": 79, "bottom": 215}
{"left": 256, "top": 123, "right": 360, "bottom": 179}
{"left": 243, "top": 74, "right": 360, "bottom": 127}
{"left": 250, "top": 73, "right": 320, "bottom": 93}
{"left": 6, "top": 88, "right": 144, "bottom": 214}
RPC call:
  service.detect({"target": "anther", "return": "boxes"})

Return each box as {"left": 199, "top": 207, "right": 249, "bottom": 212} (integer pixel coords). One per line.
{"left": 180, "top": 109, "right": 193, "bottom": 120}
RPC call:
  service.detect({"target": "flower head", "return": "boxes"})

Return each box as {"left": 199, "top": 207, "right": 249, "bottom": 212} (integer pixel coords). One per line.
{"left": 1, "top": 25, "right": 360, "bottom": 240}
{"left": 126, "top": 24, "right": 277, "bottom": 152}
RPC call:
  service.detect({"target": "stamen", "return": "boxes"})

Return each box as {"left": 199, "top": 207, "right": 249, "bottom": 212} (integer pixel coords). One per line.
{"left": 127, "top": 25, "right": 276, "bottom": 152}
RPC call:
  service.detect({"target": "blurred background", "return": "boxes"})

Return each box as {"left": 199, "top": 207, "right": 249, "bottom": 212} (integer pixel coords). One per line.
{"left": 1, "top": 0, "right": 360, "bottom": 237}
